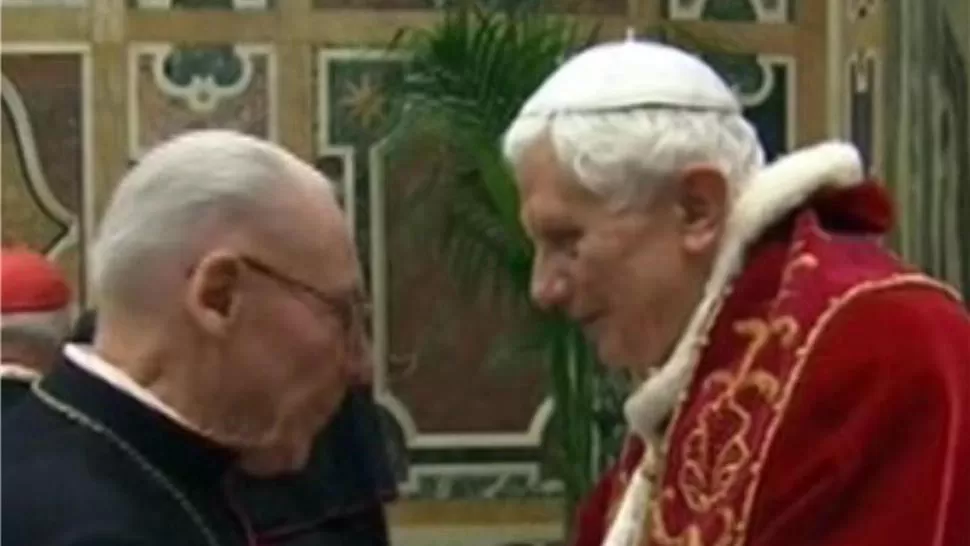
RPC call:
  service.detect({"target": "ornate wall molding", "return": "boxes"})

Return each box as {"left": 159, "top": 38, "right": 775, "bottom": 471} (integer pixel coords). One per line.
{"left": 1, "top": 0, "right": 86, "bottom": 7}
{"left": 666, "top": 0, "right": 792, "bottom": 23}
{"left": 132, "top": 0, "right": 270, "bottom": 9}
{"left": 703, "top": 53, "right": 797, "bottom": 159}
{"left": 317, "top": 47, "right": 556, "bottom": 454}
{"left": 845, "top": 47, "right": 880, "bottom": 172}
{"left": 126, "top": 42, "right": 278, "bottom": 159}
{"left": 1, "top": 42, "right": 93, "bottom": 305}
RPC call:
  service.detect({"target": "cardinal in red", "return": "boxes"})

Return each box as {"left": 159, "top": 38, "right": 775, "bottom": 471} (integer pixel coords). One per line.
{"left": 501, "top": 40, "right": 970, "bottom": 546}
{"left": 1, "top": 247, "right": 72, "bottom": 410}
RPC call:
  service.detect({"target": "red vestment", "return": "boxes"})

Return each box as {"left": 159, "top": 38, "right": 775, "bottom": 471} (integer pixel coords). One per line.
{"left": 573, "top": 181, "right": 970, "bottom": 546}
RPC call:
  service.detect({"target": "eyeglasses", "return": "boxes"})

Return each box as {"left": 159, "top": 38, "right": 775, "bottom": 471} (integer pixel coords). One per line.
{"left": 239, "top": 255, "right": 370, "bottom": 334}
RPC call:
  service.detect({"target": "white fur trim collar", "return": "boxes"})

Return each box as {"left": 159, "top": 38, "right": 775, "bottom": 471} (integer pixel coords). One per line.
{"left": 602, "top": 141, "right": 864, "bottom": 546}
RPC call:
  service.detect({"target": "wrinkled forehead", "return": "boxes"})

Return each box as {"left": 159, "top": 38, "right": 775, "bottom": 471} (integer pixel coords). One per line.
{"left": 515, "top": 144, "right": 605, "bottom": 230}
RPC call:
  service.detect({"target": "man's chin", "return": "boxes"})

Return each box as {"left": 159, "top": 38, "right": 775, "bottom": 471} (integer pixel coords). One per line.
{"left": 595, "top": 342, "right": 632, "bottom": 371}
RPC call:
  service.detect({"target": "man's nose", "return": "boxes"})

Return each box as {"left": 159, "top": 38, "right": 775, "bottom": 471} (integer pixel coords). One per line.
{"left": 530, "top": 257, "right": 568, "bottom": 311}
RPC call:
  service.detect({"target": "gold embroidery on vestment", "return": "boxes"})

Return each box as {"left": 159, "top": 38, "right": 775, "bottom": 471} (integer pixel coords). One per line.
{"left": 646, "top": 264, "right": 961, "bottom": 546}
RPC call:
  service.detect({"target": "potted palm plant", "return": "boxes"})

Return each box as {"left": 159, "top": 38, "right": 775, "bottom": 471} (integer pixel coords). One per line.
{"left": 384, "top": 2, "right": 627, "bottom": 524}
{"left": 384, "top": 2, "right": 740, "bottom": 527}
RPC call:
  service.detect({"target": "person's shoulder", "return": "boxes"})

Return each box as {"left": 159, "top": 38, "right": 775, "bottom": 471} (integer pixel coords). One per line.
{"left": 751, "top": 283, "right": 970, "bottom": 541}
{"left": 3, "top": 450, "right": 168, "bottom": 546}
{"left": 834, "top": 281, "right": 967, "bottom": 331}
{"left": 1, "top": 378, "right": 32, "bottom": 412}
{"left": 3, "top": 396, "right": 91, "bottom": 464}
{"left": 4, "top": 439, "right": 136, "bottom": 512}
{"left": 3, "top": 401, "right": 150, "bottom": 517}
{"left": 806, "top": 281, "right": 969, "bottom": 398}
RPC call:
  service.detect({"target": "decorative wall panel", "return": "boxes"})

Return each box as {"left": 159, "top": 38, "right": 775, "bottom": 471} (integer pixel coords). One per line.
{"left": 846, "top": 0, "right": 877, "bottom": 21}
{"left": 1, "top": 46, "right": 92, "bottom": 304}
{"left": 127, "top": 43, "right": 277, "bottom": 159}
{"left": 1, "top": 0, "right": 86, "bottom": 7}
{"left": 130, "top": 0, "right": 272, "bottom": 9}
{"left": 847, "top": 48, "right": 877, "bottom": 171}
{"left": 703, "top": 53, "right": 796, "bottom": 159}
{"left": 665, "top": 0, "right": 793, "bottom": 23}
{"left": 312, "top": 0, "right": 626, "bottom": 14}
{"left": 316, "top": 49, "right": 557, "bottom": 509}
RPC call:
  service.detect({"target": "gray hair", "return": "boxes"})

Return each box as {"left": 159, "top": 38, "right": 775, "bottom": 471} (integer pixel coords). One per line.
{"left": 92, "top": 130, "right": 331, "bottom": 309}
{"left": 1, "top": 309, "right": 71, "bottom": 353}
{"left": 502, "top": 108, "right": 765, "bottom": 208}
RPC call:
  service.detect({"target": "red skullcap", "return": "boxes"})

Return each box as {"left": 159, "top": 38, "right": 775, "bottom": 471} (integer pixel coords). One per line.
{"left": 1, "top": 247, "right": 71, "bottom": 314}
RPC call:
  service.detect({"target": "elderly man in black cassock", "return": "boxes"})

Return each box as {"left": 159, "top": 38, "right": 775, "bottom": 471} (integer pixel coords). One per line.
{"left": 2, "top": 130, "right": 373, "bottom": 546}
{"left": 67, "top": 310, "right": 398, "bottom": 546}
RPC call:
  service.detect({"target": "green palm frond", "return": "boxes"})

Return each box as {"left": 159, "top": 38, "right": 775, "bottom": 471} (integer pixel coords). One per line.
{"left": 383, "top": 8, "right": 746, "bottom": 523}
{"left": 388, "top": 5, "right": 597, "bottom": 254}
{"left": 384, "top": 4, "right": 620, "bottom": 520}
{"left": 386, "top": 4, "right": 598, "bottom": 303}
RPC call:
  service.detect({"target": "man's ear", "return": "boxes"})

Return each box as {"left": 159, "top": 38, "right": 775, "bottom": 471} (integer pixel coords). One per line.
{"left": 185, "top": 251, "right": 243, "bottom": 338}
{"left": 674, "top": 166, "right": 729, "bottom": 255}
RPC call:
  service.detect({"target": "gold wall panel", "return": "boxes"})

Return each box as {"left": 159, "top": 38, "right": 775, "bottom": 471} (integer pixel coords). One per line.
{"left": 1, "top": 47, "right": 91, "bottom": 304}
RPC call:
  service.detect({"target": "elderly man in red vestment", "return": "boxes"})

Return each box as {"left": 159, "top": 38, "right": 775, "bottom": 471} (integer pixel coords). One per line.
{"left": 502, "top": 40, "right": 970, "bottom": 546}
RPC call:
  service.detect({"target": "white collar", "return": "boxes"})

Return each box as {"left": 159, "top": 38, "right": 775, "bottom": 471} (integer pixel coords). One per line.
{"left": 603, "top": 141, "right": 866, "bottom": 546}
{"left": 0, "top": 363, "right": 42, "bottom": 383}
{"left": 63, "top": 343, "right": 201, "bottom": 434}
{"left": 623, "top": 140, "right": 865, "bottom": 438}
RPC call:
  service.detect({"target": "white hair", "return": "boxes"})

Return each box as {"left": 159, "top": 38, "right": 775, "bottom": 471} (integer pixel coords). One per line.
{"left": 502, "top": 108, "right": 766, "bottom": 208}
{"left": 92, "top": 130, "right": 331, "bottom": 309}
{"left": 1, "top": 309, "right": 72, "bottom": 352}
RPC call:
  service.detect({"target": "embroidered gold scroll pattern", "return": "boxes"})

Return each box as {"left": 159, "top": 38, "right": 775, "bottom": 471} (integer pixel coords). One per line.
{"left": 775, "top": 246, "right": 819, "bottom": 307}
{"left": 650, "top": 490, "right": 733, "bottom": 546}
{"left": 649, "top": 315, "right": 801, "bottom": 546}
{"left": 735, "top": 274, "right": 963, "bottom": 546}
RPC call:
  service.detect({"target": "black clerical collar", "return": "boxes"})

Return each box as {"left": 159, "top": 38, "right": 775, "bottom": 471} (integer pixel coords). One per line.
{"left": 37, "top": 359, "right": 237, "bottom": 488}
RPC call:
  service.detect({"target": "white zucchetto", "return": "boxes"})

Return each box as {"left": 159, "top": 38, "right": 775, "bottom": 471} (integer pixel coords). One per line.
{"left": 517, "top": 40, "right": 741, "bottom": 117}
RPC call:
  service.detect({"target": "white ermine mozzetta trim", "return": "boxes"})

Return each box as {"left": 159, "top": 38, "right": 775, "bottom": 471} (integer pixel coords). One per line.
{"left": 601, "top": 469, "right": 652, "bottom": 546}
{"left": 604, "top": 141, "right": 864, "bottom": 546}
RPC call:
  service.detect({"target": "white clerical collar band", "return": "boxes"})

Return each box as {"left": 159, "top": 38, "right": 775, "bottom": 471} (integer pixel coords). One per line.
{"left": 0, "top": 363, "right": 42, "bottom": 383}
{"left": 62, "top": 343, "right": 201, "bottom": 434}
